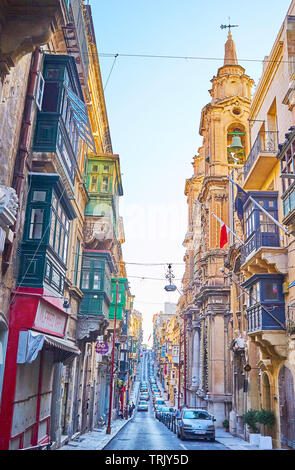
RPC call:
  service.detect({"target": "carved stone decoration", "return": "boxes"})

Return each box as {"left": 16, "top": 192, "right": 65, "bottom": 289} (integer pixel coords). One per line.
{"left": 0, "top": 184, "right": 18, "bottom": 225}
{"left": 84, "top": 216, "right": 115, "bottom": 247}
{"left": 76, "top": 315, "right": 109, "bottom": 341}
{"left": 0, "top": 184, "right": 18, "bottom": 253}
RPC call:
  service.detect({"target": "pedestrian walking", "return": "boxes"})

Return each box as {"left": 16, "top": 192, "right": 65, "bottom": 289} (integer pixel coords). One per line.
{"left": 132, "top": 402, "right": 135, "bottom": 413}
{"left": 128, "top": 404, "right": 133, "bottom": 418}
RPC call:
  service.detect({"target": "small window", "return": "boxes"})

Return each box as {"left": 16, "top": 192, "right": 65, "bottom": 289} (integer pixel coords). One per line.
{"left": 46, "top": 68, "right": 60, "bottom": 79}
{"left": 36, "top": 72, "right": 45, "bottom": 111}
{"left": 92, "top": 165, "right": 98, "bottom": 172}
{"left": 82, "top": 271, "right": 90, "bottom": 290}
{"left": 264, "top": 281, "right": 279, "bottom": 300}
{"left": 29, "top": 209, "right": 44, "bottom": 239}
{"left": 90, "top": 176, "right": 98, "bottom": 192}
{"left": 33, "top": 190, "right": 46, "bottom": 202}
{"left": 103, "top": 165, "right": 110, "bottom": 173}
{"left": 93, "top": 273, "right": 101, "bottom": 290}
{"left": 102, "top": 177, "right": 109, "bottom": 192}
{"left": 42, "top": 82, "right": 60, "bottom": 113}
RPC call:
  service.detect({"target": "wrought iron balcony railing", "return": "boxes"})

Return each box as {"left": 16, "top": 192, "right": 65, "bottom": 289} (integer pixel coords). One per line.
{"left": 246, "top": 303, "right": 285, "bottom": 333}
{"left": 244, "top": 131, "right": 279, "bottom": 181}
{"left": 241, "top": 224, "right": 280, "bottom": 264}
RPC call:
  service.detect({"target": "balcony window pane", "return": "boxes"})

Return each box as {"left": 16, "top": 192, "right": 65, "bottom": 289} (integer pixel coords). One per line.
{"left": 82, "top": 271, "right": 90, "bottom": 289}
{"left": 90, "top": 176, "right": 97, "bottom": 192}
{"left": 290, "top": 189, "right": 295, "bottom": 213}
{"left": 93, "top": 273, "right": 101, "bottom": 290}
{"left": 102, "top": 177, "right": 109, "bottom": 192}
{"left": 264, "top": 281, "right": 279, "bottom": 300}
{"left": 42, "top": 82, "right": 60, "bottom": 112}
{"left": 63, "top": 234, "right": 68, "bottom": 263}
{"left": 52, "top": 193, "right": 57, "bottom": 209}
{"left": 54, "top": 221, "right": 61, "bottom": 253}
{"left": 33, "top": 191, "right": 46, "bottom": 202}
{"left": 29, "top": 209, "right": 44, "bottom": 239}
{"left": 59, "top": 229, "right": 65, "bottom": 259}
{"left": 49, "top": 212, "right": 56, "bottom": 247}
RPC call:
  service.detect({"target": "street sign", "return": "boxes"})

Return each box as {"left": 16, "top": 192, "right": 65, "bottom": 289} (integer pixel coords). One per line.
{"left": 95, "top": 341, "right": 109, "bottom": 355}
{"left": 244, "top": 364, "right": 251, "bottom": 372}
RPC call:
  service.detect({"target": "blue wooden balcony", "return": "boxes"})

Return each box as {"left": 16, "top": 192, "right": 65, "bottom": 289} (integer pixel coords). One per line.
{"left": 241, "top": 224, "right": 280, "bottom": 264}
{"left": 243, "top": 131, "right": 278, "bottom": 190}
{"left": 246, "top": 303, "right": 285, "bottom": 333}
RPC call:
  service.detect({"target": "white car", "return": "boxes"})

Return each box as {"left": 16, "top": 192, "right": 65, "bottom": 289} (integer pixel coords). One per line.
{"left": 137, "top": 400, "right": 148, "bottom": 411}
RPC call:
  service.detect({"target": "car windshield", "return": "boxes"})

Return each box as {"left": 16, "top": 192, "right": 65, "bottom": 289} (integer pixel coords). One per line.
{"left": 183, "top": 411, "right": 211, "bottom": 420}
{"left": 156, "top": 400, "right": 165, "bottom": 404}
{"left": 160, "top": 407, "right": 170, "bottom": 412}
{"left": 139, "top": 401, "right": 147, "bottom": 405}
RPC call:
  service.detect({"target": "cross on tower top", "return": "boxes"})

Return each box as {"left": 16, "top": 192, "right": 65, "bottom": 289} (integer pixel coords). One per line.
{"left": 220, "top": 17, "right": 239, "bottom": 33}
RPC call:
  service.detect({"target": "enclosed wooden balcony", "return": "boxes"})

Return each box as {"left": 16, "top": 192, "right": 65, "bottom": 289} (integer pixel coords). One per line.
{"left": 243, "top": 131, "right": 279, "bottom": 190}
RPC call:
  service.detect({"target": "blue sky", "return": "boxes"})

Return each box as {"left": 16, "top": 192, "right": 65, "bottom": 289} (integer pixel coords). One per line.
{"left": 90, "top": 0, "right": 291, "bottom": 342}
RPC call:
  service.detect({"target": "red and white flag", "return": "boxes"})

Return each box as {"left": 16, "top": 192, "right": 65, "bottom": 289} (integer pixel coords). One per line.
{"left": 220, "top": 222, "right": 228, "bottom": 248}
{"left": 148, "top": 334, "right": 151, "bottom": 342}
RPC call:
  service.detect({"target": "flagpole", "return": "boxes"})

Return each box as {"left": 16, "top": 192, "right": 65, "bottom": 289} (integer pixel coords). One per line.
{"left": 211, "top": 212, "right": 244, "bottom": 244}
{"left": 228, "top": 176, "right": 289, "bottom": 236}
{"left": 193, "top": 199, "right": 244, "bottom": 244}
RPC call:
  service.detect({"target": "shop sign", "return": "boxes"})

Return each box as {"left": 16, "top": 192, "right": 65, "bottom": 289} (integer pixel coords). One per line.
{"left": 34, "top": 302, "right": 67, "bottom": 336}
{"left": 95, "top": 341, "right": 110, "bottom": 355}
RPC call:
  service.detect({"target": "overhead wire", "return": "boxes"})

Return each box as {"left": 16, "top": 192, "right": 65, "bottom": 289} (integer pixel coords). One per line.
{"left": 46, "top": 49, "right": 293, "bottom": 65}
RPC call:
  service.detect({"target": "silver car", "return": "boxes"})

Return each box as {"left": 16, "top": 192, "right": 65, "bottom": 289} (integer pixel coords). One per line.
{"left": 137, "top": 400, "right": 148, "bottom": 411}
{"left": 177, "top": 408, "right": 216, "bottom": 441}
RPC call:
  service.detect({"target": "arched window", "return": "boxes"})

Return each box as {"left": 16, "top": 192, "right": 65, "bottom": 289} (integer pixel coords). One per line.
{"left": 227, "top": 124, "right": 246, "bottom": 164}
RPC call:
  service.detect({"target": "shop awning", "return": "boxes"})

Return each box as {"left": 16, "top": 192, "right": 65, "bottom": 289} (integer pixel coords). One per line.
{"left": 17, "top": 330, "right": 81, "bottom": 364}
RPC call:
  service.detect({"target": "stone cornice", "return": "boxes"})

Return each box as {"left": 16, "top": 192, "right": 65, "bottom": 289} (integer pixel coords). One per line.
{"left": 249, "top": 40, "right": 284, "bottom": 120}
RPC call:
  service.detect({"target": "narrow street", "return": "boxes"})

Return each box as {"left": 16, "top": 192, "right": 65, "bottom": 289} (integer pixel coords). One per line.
{"left": 104, "top": 351, "right": 228, "bottom": 451}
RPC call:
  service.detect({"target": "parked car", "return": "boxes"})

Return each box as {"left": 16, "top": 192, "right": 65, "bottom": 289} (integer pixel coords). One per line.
{"left": 140, "top": 393, "right": 149, "bottom": 401}
{"left": 158, "top": 407, "right": 175, "bottom": 424}
{"left": 176, "top": 409, "right": 216, "bottom": 441}
{"left": 154, "top": 398, "right": 166, "bottom": 409}
{"left": 137, "top": 400, "right": 148, "bottom": 412}
{"left": 155, "top": 405, "right": 171, "bottom": 420}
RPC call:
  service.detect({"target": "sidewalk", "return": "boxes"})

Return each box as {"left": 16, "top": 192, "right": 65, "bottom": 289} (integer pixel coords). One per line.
{"left": 156, "top": 378, "right": 260, "bottom": 450}
{"left": 60, "top": 380, "right": 140, "bottom": 451}
{"left": 215, "top": 428, "right": 260, "bottom": 450}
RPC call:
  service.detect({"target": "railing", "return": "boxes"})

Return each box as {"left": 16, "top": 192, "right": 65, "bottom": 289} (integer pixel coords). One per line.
{"left": 20, "top": 441, "right": 52, "bottom": 451}
{"left": 244, "top": 131, "right": 279, "bottom": 180}
{"left": 241, "top": 224, "right": 280, "bottom": 264}
{"left": 246, "top": 303, "right": 285, "bottom": 333}
{"left": 282, "top": 184, "right": 295, "bottom": 220}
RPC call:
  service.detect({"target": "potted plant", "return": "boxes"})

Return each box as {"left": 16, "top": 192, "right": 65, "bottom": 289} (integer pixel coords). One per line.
{"left": 222, "top": 419, "right": 230, "bottom": 432}
{"left": 287, "top": 321, "right": 295, "bottom": 336}
{"left": 256, "top": 409, "right": 275, "bottom": 449}
{"left": 242, "top": 409, "right": 261, "bottom": 446}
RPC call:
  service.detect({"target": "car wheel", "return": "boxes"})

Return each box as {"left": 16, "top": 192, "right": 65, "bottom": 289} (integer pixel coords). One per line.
{"left": 180, "top": 430, "right": 185, "bottom": 441}
{"left": 210, "top": 437, "right": 215, "bottom": 442}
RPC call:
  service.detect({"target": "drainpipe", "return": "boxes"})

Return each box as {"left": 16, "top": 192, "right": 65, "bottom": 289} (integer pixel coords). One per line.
{"left": 1, "top": 48, "right": 41, "bottom": 273}
{"left": 13, "top": 48, "right": 41, "bottom": 210}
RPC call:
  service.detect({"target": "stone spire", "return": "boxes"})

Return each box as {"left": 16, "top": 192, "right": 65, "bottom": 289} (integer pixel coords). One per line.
{"left": 224, "top": 31, "right": 238, "bottom": 66}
